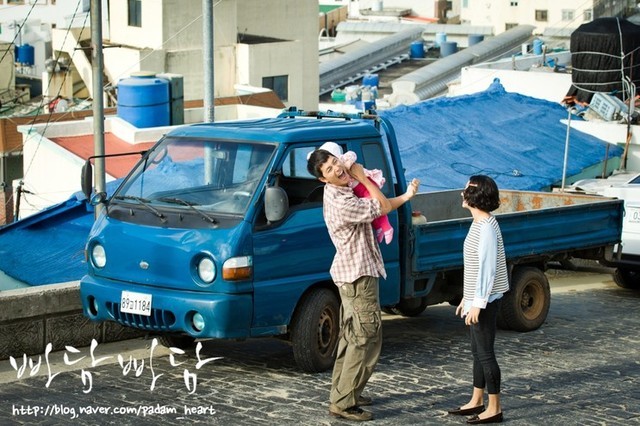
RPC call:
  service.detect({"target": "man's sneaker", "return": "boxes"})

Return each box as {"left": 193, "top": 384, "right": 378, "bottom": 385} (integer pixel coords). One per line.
{"left": 329, "top": 404, "right": 373, "bottom": 421}
{"left": 357, "top": 396, "right": 373, "bottom": 406}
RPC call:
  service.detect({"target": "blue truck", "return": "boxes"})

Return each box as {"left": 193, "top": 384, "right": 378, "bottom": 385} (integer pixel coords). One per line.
{"left": 80, "top": 109, "right": 623, "bottom": 372}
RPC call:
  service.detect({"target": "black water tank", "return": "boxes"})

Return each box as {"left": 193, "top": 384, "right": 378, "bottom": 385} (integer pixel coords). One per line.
{"left": 566, "top": 17, "right": 640, "bottom": 104}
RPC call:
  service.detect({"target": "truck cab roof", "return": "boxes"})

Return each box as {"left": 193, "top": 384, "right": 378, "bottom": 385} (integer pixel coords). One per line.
{"left": 166, "top": 117, "right": 382, "bottom": 144}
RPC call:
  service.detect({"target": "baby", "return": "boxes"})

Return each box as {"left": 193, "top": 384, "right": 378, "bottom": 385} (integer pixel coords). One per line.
{"left": 315, "top": 141, "right": 394, "bottom": 244}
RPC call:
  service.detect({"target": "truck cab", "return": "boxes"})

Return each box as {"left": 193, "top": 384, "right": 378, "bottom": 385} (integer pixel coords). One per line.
{"left": 80, "top": 111, "right": 408, "bottom": 373}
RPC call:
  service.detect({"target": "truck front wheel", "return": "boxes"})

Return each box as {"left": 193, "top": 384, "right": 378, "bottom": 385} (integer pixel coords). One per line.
{"left": 500, "top": 267, "right": 550, "bottom": 332}
{"left": 157, "top": 334, "right": 196, "bottom": 349}
{"left": 613, "top": 268, "right": 640, "bottom": 289}
{"left": 290, "top": 288, "right": 340, "bottom": 373}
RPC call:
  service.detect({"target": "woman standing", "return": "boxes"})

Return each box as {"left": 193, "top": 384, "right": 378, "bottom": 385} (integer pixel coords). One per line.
{"left": 449, "top": 175, "right": 509, "bottom": 424}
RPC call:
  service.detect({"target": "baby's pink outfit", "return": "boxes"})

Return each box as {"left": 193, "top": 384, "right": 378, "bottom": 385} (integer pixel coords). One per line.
{"left": 340, "top": 151, "right": 394, "bottom": 244}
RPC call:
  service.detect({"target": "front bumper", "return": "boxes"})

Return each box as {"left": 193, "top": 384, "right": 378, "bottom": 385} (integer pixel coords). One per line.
{"left": 80, "top": 275, "right": 252, "bottom": 339}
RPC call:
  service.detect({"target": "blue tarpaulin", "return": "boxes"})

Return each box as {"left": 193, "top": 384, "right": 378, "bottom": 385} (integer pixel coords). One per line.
{"left": 381, "top": 79, "right": 621, "bottom": 191}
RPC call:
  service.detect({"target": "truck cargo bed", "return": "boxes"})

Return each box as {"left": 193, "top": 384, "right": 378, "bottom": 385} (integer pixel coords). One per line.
{"left": 410, "top": 190, "right": 623, "bottom": 274}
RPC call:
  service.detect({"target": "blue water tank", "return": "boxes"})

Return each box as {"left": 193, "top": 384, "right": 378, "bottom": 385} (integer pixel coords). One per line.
{"left": 410, "top": 40, "right": 425, "bottom": 59}
{"left": 468, "top": 34, "right": 484, "bottom": 46}
{"left": 117, "top": 73, "right": 170, "bottom": 128}
{"left": 435, "top": 32, "right": 447, "bottom": 47}
{"left": 440, "top": 41, "right": 458, "bottom": 57}
{"left": 533, "top": 39, "right": 543, "bottom": 55}
{"left": 362, "top": 74, "right": 379, "bottom": 88}
{"left": 16, "top": 44, "right": 35, "bottom": 66}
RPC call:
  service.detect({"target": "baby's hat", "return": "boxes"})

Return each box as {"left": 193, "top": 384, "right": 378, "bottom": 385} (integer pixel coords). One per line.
{"left": 318, "top": 141, "right": 343, "bottom": 157}
{"left": 307, "top": 141, "right": 343, "bottom": 160}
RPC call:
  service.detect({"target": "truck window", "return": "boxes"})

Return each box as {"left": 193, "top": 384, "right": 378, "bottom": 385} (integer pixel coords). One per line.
{"left": 278, "top": 146, "right": 324, "bottom": 207}
{"left": 361, "top": 142, "right": 392, "bottom": 195}
{"left": 111, "top": 137, "right": 275, "bottom": 217}
{"left": 282, "top": 147, "right": 316, "bottom": 178}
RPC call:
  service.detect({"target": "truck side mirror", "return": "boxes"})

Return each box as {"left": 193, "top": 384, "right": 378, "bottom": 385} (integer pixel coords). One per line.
{"left": 81, "top": 160, "right": 93, "bottom": 200}
{"left": 265, "top": 186, "right": 288, "bottom": 223}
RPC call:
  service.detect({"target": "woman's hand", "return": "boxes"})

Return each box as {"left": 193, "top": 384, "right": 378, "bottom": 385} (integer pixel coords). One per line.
{"left": 465, "top": 307, "right": 481, "bottom": 326}
{"left": 455, "top": 301, "right": 464, "bottom": 317}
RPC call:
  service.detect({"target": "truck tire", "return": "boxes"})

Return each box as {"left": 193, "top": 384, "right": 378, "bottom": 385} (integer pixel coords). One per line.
{"left": 290, "top": 288, "right": 340, "bottom": 373}
{"left": 391, "top": 297, "right": 428, "bottom": 317}
{"left": 157, "top": 334, "right": 196, "bottom": 349}
{"left": 381, "top": 307, "right": 397, "bottom": 315}
{"left": 613, "top": 268, "right": 640, "bottom": 289}
{"left": 500, "top": 267, "right": 550, "bottom": 332}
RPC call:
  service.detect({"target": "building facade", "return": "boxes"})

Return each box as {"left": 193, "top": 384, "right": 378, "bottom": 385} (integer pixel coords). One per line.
{"left": 102, "top": 0, "right": 318, "bottom": 109}
{"left": 459, "top": 0, "right": 635, "bottom": 35}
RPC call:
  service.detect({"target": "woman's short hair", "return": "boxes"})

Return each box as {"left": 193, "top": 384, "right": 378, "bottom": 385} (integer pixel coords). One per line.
{"left": 307, "top": 149, "right": 334, "bottom": 178}
{"left": 462, "top": 175, "right": 500, "bottom": 212}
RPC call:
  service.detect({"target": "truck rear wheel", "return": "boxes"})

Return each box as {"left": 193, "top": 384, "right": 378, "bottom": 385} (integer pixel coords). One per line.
{"left": 613, "top": 268, "right": 640, "bottom": 289}
{"left": 500, "top": 267, "right": 550, "bottom": 332}
{"left": 391, "top": 297, "right": 428, "bottom": 317}
{"left": 290, "top": 288, "right": 340, "bottom": 373}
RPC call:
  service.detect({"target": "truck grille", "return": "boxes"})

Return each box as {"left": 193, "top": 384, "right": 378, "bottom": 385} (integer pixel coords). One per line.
{"left": 106, "top": 302, "right": 176, "bottom": 330}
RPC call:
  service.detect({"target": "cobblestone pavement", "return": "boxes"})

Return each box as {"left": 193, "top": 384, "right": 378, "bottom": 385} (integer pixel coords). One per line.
{"left": 1, "top": 271, "right": 639, "bottom": 426}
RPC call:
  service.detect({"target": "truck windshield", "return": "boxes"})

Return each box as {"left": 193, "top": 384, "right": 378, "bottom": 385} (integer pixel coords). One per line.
{"left": 112, "top": 137, "right": 274, "bottom": 215}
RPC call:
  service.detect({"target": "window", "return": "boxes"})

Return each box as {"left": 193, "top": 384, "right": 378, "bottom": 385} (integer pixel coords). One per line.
{"left": 584, "top": 9, "right": 593, "bottom": 21}
{"left": 462, "top": 0, "right": 468, "bottom": 8}
{"left": 535, "top": 9, "right": 548, "bottom": 22}
{"left": 510, "top": 2, "right": 518, "bottom": 6}
{"left": 505, "top": 23, "right": 518, "bottom": 30}
{"left": 561, "top": 9, "right": 574, "bottom": 21}
{"left": 128, "top": 0, "right": 142, "bottom": 28}
{"left": 262, "top": 75, "right": 289, "bottom": 102}
{"left": 361, "top": 143, "right": 392, "bottom": 195}
{"left": 8, "top": 0, "right": 26, "bottom": 4}
{"left": 282, "top": 147, "right": 317, "bottom": 179}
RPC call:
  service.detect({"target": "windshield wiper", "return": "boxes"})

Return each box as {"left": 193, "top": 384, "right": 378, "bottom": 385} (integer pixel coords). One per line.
{"left": 113, "top": 195, "right": 166, "bottom": 222}
{"left": 156, "top": 197, "right": 218, "bottom": 224}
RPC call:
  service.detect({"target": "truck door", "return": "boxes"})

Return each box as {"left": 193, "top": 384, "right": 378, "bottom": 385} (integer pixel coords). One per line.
{"left": 352, "top": 141, "right": 402, "bottom": 306}
{"left": 251, "top": 145, "right": 334, "bottom": 334}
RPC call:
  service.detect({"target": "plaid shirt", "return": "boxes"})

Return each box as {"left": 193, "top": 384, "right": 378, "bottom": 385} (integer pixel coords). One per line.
{"left": 323, "top": 183, "right": 386, "bottom": 285}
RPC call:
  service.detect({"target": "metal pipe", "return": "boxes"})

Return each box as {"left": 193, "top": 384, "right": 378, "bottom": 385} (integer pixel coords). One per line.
{"left": 203, "top": 0, "right": 214, "bottom": 123}
{"left": 91, "top": 0, "right": 105, "bottom": 216}
{"left": 561, "top": 109, "right": 572, "bottom": 191}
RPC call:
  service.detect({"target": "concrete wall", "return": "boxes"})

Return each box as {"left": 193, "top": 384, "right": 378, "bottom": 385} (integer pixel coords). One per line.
{"left": 237, "top": 0, "right": 319, "bottom": 110}
{"left": 0, "top": 282, "right": 144, "bottom": 361}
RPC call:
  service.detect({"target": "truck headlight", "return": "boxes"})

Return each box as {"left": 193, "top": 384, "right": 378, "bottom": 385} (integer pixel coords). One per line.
{"left": 197, "top": 257, "right": 216, "bottom": 283}
{"left": 222, "top": 256, "right": 252, "bottom": 281}
{"left": 91, "top": 244, "right": 106, "bottom": 268}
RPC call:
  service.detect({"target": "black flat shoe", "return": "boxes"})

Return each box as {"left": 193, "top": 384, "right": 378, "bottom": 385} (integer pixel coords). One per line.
{"left": 448, "top": 405, "right": 485, "bottom": 416}
{"left": 467, "top": 412, "right": 503, "bottom": 424}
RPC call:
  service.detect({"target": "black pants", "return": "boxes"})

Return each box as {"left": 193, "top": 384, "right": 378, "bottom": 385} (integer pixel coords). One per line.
{"left": 470, "top": 300, "right": 501, "bottom": 394}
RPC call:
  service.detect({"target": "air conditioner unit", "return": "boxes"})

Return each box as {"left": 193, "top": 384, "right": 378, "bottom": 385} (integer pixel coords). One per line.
{"left": 589, "top": 92, "right": 629, "bottom": 121}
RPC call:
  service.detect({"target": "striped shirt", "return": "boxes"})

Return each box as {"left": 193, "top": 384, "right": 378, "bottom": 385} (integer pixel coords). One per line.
{"left": 462, "top": 215, "right": 509, "bottom": 314}
{"left": 323, "top": 182, "right": 386, "bottom": 285}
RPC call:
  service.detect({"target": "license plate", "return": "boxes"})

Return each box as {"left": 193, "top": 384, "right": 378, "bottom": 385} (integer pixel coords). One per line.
{"left": 628, "top": 206, "right": 640, "bottom": 224}
{"left": 120, "top": 290, "right": 152, "bottom": 316}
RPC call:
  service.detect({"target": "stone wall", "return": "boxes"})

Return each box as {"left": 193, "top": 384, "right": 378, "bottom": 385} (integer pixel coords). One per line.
{"left": 0, "top": 281, "right": 144, "bottom": 360}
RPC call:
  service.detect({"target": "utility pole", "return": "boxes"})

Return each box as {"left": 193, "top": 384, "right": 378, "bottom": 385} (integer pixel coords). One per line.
{"left": 203, "top": 0, "right": 214, "bottom": 123}
{"left": 91, "top": 0, "right": 106, "bottom": 216}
